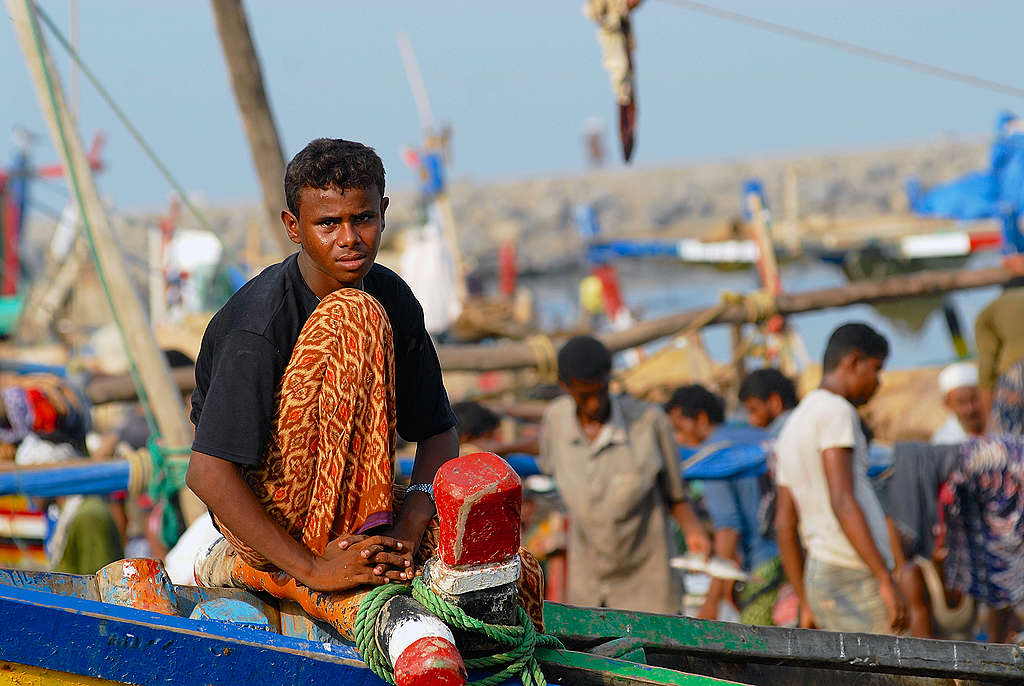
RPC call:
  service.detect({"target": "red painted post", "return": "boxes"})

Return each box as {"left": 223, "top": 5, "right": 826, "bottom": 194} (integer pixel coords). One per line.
{"left": 394, "top": 637, "right": 466, "bottom": 686}
{"left": 434, "top": 451, "right": 521, "bottom": 567}
{"left": 382, "top": 596, "right": 465, "bottom": 686}
{"left": 379, "top": 453, "right": 525, "bottom": 685}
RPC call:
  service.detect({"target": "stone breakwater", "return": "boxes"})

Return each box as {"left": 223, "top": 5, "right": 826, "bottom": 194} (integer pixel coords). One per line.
{"left": 383, "top": 137, "right": 988, "bottom": 271}
{"left": 37, "top": 137, "right": 988, "bottom": 284}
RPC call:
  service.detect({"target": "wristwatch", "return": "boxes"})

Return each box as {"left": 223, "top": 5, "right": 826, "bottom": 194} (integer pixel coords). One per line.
{"left": 407, "top": 482, "right": 434, "bottom": 504}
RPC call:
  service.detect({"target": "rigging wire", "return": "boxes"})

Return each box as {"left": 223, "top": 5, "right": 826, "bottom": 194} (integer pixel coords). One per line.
{"left": 30, "top": 2, "right": 232, "bottom": 252}
{"left": 21, "top": 0, "right": 161, "bottom": 437}
{"left": 657, "top": 0, "right": 1024, "bottom": 100}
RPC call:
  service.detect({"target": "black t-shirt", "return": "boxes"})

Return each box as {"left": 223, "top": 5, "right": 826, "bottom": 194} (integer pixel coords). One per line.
{"left": 190, "top": 253, "right": 455, "bottom": 467}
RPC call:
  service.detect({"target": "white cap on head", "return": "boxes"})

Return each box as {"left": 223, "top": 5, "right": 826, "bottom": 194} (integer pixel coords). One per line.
{"left": 938, "top": 362, "right": 979, "bottom": 395}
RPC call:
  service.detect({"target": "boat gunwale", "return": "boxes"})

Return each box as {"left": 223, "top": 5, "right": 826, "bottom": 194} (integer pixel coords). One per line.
{"left": 544, "top": 602, "right": 1024, "bottom": 683}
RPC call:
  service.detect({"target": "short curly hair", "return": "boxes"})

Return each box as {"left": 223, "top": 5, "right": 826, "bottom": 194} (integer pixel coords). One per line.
{"left": 664, "top": 384, "right": 725, "bottom": 424}
{"left": 284, "top": 138, "right": 386, "bottom": 216}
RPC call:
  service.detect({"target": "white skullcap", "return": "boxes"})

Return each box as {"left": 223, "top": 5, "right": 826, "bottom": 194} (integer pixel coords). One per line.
{"left": 938, "top": 362, "right": 979, "bottom": 395}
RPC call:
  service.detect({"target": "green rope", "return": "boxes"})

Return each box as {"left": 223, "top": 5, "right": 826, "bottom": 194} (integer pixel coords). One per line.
{"left": 354, "top": 577, "right": 562, "bottom": 686}
{"left": 146, "top": 437, "right": 192, "bottom": 548}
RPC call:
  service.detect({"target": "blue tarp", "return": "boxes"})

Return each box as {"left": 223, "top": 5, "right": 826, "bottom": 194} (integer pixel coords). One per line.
{"left": 679, "top": 423, "right": 770, "bottom": 480}
{"left": 907, "top": 111, "right": 1024, "bottom": 253}
{"left": 680, "top": 442, "right": 768, "bottom": 480}
{"left": 587, "top": 240, "right": 679, "bottom": 263}
{"left": 397, "top": 453, "right": 540, "bottom": 481}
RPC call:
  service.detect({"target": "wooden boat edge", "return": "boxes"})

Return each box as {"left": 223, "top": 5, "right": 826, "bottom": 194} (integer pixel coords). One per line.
{"left": 0, "top": 574, "right": 735, "bottom": 686}
{"left": 544, "top": 602, "right": 1024, "bottom": 683}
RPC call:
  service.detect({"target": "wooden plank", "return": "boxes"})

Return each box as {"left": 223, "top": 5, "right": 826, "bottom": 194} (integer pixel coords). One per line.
{"left": 0, "top": 569, "right": 99, "bottom": 602}
{"left": 276, "top": 598, "right": 345, "bottom": 643}
{"left": 536, "top": 649, "right": 741, "bottom": 685}
{"left": 544, "top": 603, "right": 1024, "bottom": 683}
{"left": 652, "top": 654, "right": 988, "bottom": 686}
{"left": 172, "top": 584, "right": 278, "bottom": 630}
{"left": 85, "top": 366, "right": 196, "bottom": 405}
{"left": 6, "top": 0, "right": 205, "bottom": 525}
{"left": 437, "top": 265, "right": 1016, "bottom": 371}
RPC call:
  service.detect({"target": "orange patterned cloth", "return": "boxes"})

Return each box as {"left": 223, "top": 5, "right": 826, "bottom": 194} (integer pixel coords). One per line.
{"left": 198, "top": 515, "right": 545, "bottom": 640}
{"left": 202, "top": 288, "right": 545, "bottom": 639}
{"left": 217, "top": 290, "right": 397, "bottom": 569}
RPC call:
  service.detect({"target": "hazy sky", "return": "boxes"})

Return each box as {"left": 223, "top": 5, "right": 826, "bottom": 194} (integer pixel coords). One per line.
{"left": 3, "top": 1, "right": 1023, "bottom": 214}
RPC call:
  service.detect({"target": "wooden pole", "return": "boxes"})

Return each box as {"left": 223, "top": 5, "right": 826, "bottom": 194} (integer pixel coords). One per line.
{"left": 87, "top": 367, "right": 197, "bottom": 406}
{"left": 15, "top": 233, "right": 87, "bottom": 344}
{"left": 7, "top": 0, "right": 205, "bottom": 524}
{"left": 147, "top": 228, "right": 165, "bottom": 326}
{"left": 745, "top": 192, "right": 781, "bottom": 296}
{"left": 729, "top": 323, "right": 746, "bottom": 382}
{"left": 396, "top": 30, "right": 436, "bottom": 134}
{"left": 68, "top": 0, "right": 78, "bottom": 123}
{"left": 781, "top": 165, "right": 800, "bottom": 252}
{"left": 96, "top": 264, "right": 1015, "bottom": 396}
{"left": 395, "top": 32, "right": 467, "bottom": 302}
{"left": 209, "top": 0, "right": 290, "bottom": 262}
{"left": 436, "top": 265, "right": 1015, "bottom": 372}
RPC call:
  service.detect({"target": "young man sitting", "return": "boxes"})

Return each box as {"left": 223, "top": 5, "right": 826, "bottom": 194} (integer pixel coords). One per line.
{"left": 665, "top": 384, "right": 781, "bottom": 625}
{"left": 186, "top": 139, "right": 542, "bottom": 636}
{"left": 775, "top": 323, "right": 908, "bottom": 634}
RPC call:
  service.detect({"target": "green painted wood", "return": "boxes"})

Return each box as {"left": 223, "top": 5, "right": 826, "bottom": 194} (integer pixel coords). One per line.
{"left": 590, "top": 638, "right": 648, "bottom": 664}
{"left": 543, "top": 603, "right": 1024, "bottom": 683}
{"left": 536, "top": 649, "right": 740, "bottom": 685}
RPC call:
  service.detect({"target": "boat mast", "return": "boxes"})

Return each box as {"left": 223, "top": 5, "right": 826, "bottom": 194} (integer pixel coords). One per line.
{"left": 7, "top": 0, "right": 205, "bottom": 524}
{"left": 396, "top": 30, "right": 467, "bottom": 304}
{"left": 209, "top": 0, "right": 290, "bottom": 264}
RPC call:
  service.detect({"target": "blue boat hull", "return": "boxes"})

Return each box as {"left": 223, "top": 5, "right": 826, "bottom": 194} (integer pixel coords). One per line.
{"left": 0, "top": 582, "right": 378, "bottom": 685}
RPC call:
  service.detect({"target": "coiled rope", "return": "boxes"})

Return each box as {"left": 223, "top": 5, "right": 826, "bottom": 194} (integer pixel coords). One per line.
{"left": 525, "top": 335, "right": 558, "bottom": 383}
{"left": 147, "top": 438, "right": 193, "bottom": 547}
{"left": 354, "top": 577, "right": 563, "bottom": 686}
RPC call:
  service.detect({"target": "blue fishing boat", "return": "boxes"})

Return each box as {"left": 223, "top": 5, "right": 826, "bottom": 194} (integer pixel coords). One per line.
{"left": 0, "top": 567, "right": 732, "bottom": 685}
{"left": 1, "top": 565, "right": 1022, "bottom": 685}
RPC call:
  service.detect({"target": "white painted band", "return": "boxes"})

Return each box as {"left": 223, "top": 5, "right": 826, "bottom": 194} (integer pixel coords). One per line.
{"left": 426, "top": 556, "right": 521, "bottom": 595}
{"left": 677, "top": 238, "right": 758, "bottom": 264}
{"left": 387, "top": 613, "right": 456, "bottom": 667}
{"left": 900, "top": 233, "right": 971, "bottom": 258}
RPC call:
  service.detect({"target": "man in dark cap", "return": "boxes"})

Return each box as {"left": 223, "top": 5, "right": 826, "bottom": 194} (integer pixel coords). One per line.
{"left": 537, "top": 336, "right": 709, "bottom": 613}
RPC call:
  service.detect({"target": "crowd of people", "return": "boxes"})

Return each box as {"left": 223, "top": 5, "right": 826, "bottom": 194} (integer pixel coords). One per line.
{"left": 526, "top": 287, "right": 1024, "bottom": 641}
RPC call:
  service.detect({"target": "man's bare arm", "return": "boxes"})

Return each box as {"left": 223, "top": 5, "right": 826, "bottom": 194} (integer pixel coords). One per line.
{"left": 186, "top": 451, "right": 407, "bottom": 591}
{"left": 775, "top": 485, "right": 813, "bottom": 627}
{"left": 671, "top": 500, "right": 711, "bottom": 557}
{"left": 822, "top": 447, "right": 890, "bottom": 578}
{"left": 822, "top": 446, "right": 908, "bottom": 631}
{"left": 697, "top": 527, "right": 740, "bottom": 620}
{"left": 390, "top": 426, "right": 459, "bottom": 553}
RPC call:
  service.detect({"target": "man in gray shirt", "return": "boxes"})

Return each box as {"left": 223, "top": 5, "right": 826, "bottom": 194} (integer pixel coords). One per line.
{"left": 538, "top": 336, "right": 709, "bottom": 614}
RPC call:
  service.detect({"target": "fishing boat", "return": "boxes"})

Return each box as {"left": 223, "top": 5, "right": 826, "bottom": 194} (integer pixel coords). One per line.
{"left": 0, "top": 565, "right": 1021, "bottom": 685}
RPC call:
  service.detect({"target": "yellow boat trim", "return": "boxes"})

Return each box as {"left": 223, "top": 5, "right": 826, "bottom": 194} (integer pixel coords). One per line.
{"left": 0, "top": 662, "right": 122, "bottom": 686}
